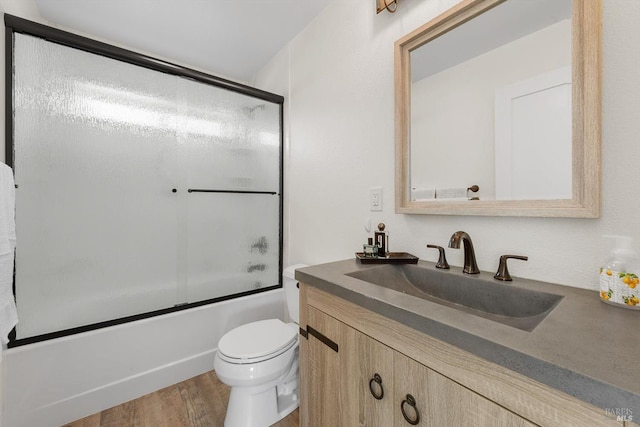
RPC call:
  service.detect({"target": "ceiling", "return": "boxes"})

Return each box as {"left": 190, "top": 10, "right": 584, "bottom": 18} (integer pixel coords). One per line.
{"left": 411, "top": 0, "right": 571, "bottom": 82}
{"left": 34, "top": 0, "right": 331, "bottom": 83}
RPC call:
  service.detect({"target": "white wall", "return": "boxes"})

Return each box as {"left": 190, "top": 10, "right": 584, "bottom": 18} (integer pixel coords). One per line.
{"left": 254, "top": 0, "right": 640, "bottom": 291}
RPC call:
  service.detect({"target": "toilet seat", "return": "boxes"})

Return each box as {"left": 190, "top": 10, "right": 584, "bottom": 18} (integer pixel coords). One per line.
{"left": 218, "top": 319, "right": 298, "bottom": 364}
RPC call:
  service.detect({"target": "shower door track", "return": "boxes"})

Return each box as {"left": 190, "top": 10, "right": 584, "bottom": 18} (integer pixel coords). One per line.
{"left": 9, "top": 284, "right": 281, "bottom": 347}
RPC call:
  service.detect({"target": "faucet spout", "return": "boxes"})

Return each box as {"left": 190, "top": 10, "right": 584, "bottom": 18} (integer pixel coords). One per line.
{"left": 448, "top": 231, "right": 480, "bottom": 274}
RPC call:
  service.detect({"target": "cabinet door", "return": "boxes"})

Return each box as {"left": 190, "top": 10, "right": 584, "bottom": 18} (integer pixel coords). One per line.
{"left": 393, "top": 352, "right": 429, "bottom": 427}
{"left": 394, "top": 352, "right": 535, "bottom": 427}
{"left": 357, "top": 331, "right": 395, "bottom": 426}
{"left": 301, "top": 306, "right": 359, "bottom": 426}
{"left": 301, "top": 303, "right": 396, "bottom": 427}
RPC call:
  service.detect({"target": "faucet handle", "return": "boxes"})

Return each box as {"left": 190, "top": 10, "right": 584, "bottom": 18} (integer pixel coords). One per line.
{"left": 427, "top": 245, "right": 450, "bottom": 269}
{"left": 494, "top": 255, "right": 528, "bottom": 281}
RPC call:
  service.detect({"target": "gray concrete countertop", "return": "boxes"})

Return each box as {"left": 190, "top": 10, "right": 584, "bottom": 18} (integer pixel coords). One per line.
{"left": 296, "top": 259, "right": 640, "bottom": 417}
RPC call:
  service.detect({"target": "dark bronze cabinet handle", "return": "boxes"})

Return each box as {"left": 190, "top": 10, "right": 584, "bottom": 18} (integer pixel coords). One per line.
{"left": 401, "top": 394, "right": 420, "bottom": 425}
{"left": 306, "top": 325, "right": 339, "bottom": 352}
{"left": 368, "top": 373, "right": 384, "bottom": 400}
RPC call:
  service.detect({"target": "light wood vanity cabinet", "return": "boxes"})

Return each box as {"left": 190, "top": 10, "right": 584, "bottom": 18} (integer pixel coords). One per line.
{"left": 302, "top": 305, "right": 359, "bottom": 426}
{"left": 393, "top": 352, "right": 535, "bottom": 427}
{"left": 299, "top": 283, "right": 622, "bottom": 427}
{"left": 302, "top": 304, "right": 533, "bottom": 426}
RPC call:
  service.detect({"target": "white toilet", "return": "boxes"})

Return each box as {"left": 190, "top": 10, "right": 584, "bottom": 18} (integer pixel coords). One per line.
{"left": 214, "top": 264, "right": 307, "bottom": 427}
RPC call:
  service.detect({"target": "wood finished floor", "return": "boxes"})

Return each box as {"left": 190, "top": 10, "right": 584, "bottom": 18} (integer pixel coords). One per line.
{"left": 63, "top": 370, "right": 299, "bottom": 427}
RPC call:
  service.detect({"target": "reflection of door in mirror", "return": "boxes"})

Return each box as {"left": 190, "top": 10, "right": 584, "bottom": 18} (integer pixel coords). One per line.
{"left": 409, "top": 0, "right": 572, "bottom": 202}
{"left": 495, "top": 66, "right": 572, "bottom": 200}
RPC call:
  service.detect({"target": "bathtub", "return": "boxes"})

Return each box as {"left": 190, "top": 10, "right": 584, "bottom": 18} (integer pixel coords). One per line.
{"left": 1, "top": 288, "right": 286, "bottom": 427}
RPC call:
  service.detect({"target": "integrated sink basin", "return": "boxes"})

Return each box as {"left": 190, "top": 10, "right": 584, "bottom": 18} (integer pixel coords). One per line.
{"left": 347, "top": 264, "right": 563, "bottom": 331}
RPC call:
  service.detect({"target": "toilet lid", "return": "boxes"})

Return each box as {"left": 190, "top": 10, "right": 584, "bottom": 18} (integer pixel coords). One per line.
{"left": 218, "top": 319, "right": 297, "bottom": 363}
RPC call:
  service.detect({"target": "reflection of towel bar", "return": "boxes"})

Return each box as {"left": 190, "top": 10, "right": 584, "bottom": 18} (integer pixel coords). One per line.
{"left": 435, "top": 185, "right": 480, "bottom": 200}
{"left": 187, "top": 189, "right": 278, "bottom": 195}
{"left": 467, "top": 185, "right": 480, "bottom": 200}
{"left": 412, "top": 185, "right": 479, "bottom": 201}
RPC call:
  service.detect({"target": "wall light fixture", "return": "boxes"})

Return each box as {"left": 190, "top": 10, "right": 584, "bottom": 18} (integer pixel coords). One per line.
{"left": 377, "top": 0, "right": 398, "bottom": 13}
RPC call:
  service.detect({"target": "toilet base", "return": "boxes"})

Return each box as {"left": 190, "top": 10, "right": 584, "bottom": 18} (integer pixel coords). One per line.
{"left": 223, "top": 358, "right": 299, "bottom": 427}
{"left": 224, "top": 381, "right": 299, "bottom": 427}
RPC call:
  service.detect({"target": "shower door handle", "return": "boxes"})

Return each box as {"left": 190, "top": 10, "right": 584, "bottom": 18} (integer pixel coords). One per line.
{"left": 187, "top": 188, "right": 277, "bottom": 195}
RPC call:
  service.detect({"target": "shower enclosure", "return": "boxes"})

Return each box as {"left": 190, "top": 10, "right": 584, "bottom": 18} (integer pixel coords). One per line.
{"left": 5, "top": 15, "right": 283, "bottom": 345}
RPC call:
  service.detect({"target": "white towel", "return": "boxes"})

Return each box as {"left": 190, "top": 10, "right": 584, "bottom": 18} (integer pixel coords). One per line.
{"left": 0, "top": 162, "right": 18, "bottom": 347}
{"left": 0, "top": 163, "right": 16, "bottom": 253}
{"left": 435, "top": 187, "right": 468, "bottom": 199}
{"left": 411, "top": 188, "right": 436, "bottom": 201}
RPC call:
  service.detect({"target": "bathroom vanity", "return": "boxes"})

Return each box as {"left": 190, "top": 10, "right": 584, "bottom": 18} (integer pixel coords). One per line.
{"left": 296, "top": 260, "right": 639, "bottom": 426}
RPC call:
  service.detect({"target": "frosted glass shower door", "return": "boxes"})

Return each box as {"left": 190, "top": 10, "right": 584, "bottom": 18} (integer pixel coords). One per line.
{"left": 13, "top": 34, "right": 180, "bottom": 338}
{"left": 177, "top": 79, "right": 281, "bottom": 302}
{"left": 184, "top": 194, "right": 280, "bottom": 302}
{"left": 10, "top": 27, "right": 283, "bottom": 342}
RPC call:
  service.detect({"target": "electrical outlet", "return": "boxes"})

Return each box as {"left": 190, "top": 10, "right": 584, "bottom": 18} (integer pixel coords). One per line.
{"left": 370, "top": 187, "right": 382, "bottom": 211}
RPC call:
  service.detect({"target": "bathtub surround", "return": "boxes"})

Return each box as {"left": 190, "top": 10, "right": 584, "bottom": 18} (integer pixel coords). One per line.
{"left": 0, "top": 3, "right": 287, "bottom": 427}
{"left": 7, "top": 17, "right": 283, "bottom": 343}
{"left": 2, "top": 289, "right": 286, "bottom": 427}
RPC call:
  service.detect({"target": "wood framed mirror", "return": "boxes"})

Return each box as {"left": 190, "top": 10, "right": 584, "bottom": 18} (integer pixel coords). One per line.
{"left": 394, "top": 0, "right": 601, "bottom": 217}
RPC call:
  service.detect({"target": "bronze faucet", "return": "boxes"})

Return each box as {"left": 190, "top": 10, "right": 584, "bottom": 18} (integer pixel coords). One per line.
{"left": 448, "top": 231, "right": 480, "bottom": 274}
{"left": 427, "top": 244, "right": 449, "bottom": 269}
{"left": 494, "top": 255, "right": 528, "bottom": 281}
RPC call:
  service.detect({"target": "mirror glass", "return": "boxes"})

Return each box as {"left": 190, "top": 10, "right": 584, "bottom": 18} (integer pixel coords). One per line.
{"left": 395, "top": 0, "right": 601, "bottom": 217}
{"left": 411, "top": 0, "right": 571, "bottom": 202}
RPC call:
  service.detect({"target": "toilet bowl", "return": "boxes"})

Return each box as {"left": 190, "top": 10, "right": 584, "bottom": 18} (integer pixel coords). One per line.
{"left": 214, "top": 264, "right": 307, "bottom": 427}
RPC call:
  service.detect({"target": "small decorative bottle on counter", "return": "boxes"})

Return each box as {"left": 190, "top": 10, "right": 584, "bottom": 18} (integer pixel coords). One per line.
{"left": 363, "top": 237, "right": 378, "bottom": 257}
{"left": 375, "top": 223, "right": 388, "bottom": 258}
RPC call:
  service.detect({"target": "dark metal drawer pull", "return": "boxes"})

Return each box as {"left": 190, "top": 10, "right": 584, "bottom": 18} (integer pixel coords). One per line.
{"left": 306, "top": 325, "right": 339, "bottom": 353}
{"left": 369, "top": 373, "right": 384, "bottom": 400}
{"left": 401, "top": 394, "right": 420, "bottom": 425}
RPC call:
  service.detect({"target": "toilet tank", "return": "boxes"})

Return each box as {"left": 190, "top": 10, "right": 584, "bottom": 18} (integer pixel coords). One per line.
{"left": 283, "top": 264, "right": 307, "bottom": 324}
